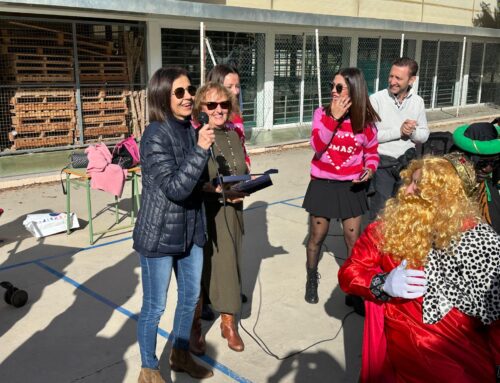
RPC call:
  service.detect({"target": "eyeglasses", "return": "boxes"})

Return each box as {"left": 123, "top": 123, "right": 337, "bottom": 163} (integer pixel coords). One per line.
{"left": 330, "top": 82, "right": 347, "bottom": 94}
{"left": 172, "top": 85, "right": 197, "bottom": 99}
{"left": 203, "top": 101, "right": 231, "bottom": 110}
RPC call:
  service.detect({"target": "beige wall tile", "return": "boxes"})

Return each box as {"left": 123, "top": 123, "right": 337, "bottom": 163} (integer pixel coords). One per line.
{"left": 358, "top": 0, "right": 423, "bottom": 22}
{"left": 226, "top": 0, "right": 272, "bottom": 9}
{"left": 225, "top": 0, "right": 480, "bottom": 26}
{"left": 271, "top": 0, "right": 358, "bottom": 16}
{"left": 424, "top": 0, "right": 474, "bottom": 10}
{"left": 423, "top": 4, "right": 474, "bottom": 26}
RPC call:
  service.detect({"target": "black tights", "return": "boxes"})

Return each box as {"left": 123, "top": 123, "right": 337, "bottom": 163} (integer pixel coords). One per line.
{"left": 306, "top": 214, "right": 362, "bottom": 269}
{"left": 306, "top": 215, "right": 330, "bottom": 269}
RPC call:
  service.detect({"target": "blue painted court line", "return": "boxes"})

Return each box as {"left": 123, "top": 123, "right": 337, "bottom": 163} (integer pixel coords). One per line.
{"left": 281, "top": 201, "right": 304, "bottom": 209}
{"left": 0, "top": 195, "right": 305, "bottom": 272}
{"left": 0, "top": 194, "right": 306, "bottom": 381}
{"left": 79, "top": 236, "right": 132, "bottom": 252}
{"left": 34, "top": 260, "right": 253, "bottom": 383}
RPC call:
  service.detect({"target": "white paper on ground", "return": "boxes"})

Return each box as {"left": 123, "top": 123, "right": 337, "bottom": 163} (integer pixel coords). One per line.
{"left": 23, "top": 212, "right": 80, "bottom": 238}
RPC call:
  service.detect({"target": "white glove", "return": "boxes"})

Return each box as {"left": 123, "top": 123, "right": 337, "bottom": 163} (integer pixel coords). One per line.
{"left": 382, "top": 260, "right": 427, "bottom": 299}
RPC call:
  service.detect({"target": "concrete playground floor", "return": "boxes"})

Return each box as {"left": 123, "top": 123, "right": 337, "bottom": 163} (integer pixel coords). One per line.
{"left": 0, "top": 146, "right": 364, "bottom": 383}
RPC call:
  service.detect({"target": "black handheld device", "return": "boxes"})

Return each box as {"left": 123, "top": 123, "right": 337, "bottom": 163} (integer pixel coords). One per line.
{"left": 359, "top": 169, "right": 369, "bottom": 180}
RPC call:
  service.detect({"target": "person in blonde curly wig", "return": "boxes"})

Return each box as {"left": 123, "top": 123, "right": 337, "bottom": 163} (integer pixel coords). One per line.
{"left": 380, "top": 156, "right": 479, "bottom": 267}
{"left": 339, "top": 155, "right": 500, "bottom": 383}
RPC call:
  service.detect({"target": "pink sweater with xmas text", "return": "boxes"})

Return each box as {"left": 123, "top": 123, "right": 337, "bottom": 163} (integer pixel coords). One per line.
{"left": 310, "top": 107, "right": 379, "bottom": 181}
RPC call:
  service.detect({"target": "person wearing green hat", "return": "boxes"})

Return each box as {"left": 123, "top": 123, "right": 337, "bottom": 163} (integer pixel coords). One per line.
{"left": 453, "top": 118, "right": 500, "bottom": 234}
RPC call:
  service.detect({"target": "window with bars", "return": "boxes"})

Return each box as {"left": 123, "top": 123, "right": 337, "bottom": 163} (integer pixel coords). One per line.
{"left": 161, "top": 28, "right": 264, "bottom": 128}
{"left": 273, "top": 35, "right": 303, "bottom": 125}
{"left": 357, "top": 38, "right": 379, "bottom": 94}
{"left": 420, "top": 40, "right": 439, "bottom": 107}
{"left": 204, "top": 31, "right": 264, "bottom": 128}
{"left": 467, "top": 43, "right": 484, "bottom": 104}
{"left": 161, "top": 28, "right": 200, "bottom": 84}
{"left": 436, "top": 41, "right": 461, "bottom": 107}
{"left": 481, "top": 43, "right": 500, "bottom": 104}
{"left": 303, "top": 36, "right": 351, "bottom": 121}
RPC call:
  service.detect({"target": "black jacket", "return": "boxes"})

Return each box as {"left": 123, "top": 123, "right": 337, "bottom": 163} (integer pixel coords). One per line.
{"left": 133, "top": 118, "right": 209, "bottom": 256}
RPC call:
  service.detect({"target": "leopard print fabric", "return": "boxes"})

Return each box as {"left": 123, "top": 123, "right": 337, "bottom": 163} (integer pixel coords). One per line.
{"left": 423, "top": 223, "right": 500, "bottom": 325}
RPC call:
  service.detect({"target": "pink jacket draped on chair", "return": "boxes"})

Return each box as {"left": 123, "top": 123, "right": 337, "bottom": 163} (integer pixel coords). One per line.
{"left": 85, "top": 144, "right": 127, "bottom": 197}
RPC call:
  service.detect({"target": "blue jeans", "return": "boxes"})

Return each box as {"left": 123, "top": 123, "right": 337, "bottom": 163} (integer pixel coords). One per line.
{"left": 137, "top": 244, "right": 203, "bottom": 369}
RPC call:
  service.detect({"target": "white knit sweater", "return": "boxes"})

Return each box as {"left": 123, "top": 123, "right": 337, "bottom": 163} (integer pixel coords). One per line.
{"left": 370, "top": 88, "right": 429, "bottom": 158}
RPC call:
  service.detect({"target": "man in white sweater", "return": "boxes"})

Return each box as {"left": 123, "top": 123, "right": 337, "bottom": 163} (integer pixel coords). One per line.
{"left": 368, "top": 57, "right": 429, "bottom": 221}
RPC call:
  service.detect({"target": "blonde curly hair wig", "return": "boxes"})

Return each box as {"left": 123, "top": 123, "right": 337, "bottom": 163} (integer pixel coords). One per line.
{"left": 378, "top": 156, "right": 480, "bottom": 267}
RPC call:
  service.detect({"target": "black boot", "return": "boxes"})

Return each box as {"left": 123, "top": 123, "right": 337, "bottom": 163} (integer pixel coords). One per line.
{"left": 305, "top": 267, "right": 320, "bottom": 304}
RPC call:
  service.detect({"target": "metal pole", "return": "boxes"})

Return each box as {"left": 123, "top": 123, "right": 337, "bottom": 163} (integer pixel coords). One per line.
{"left": 375, "top": 37, "right": 382, "bottom": 92}
{"left": 414, "top": 39, "right": 422, "bottom": 93}
{"left": 315, "top": 29, "right": 322, "bottom": 107}
{"left": 299, "top": 33, "right": 306, "bottom": 124}
{"left": 400, "top": 33, "right": 405, "bottom": 57}
{"left": 205, "top": 38, "right": 217, "bottom": 67}
{"left": 431, "top": 41, "right": 440, "bottom": 109}
{"left": 477, "top": 43, "right": 486, "bottom": 104}
{"left": 456, "top": 36, "right": 466, "bottom": 117}
{"left": 72, "top": 22, "right": 84, "bottom": 145}
{"left": 200, "top": 22, "right": 205, "bottom": 85}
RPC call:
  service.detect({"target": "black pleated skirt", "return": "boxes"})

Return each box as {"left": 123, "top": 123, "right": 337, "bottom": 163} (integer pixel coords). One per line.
{"left": 302, "top": 178, "right": 368, "bottom": 220}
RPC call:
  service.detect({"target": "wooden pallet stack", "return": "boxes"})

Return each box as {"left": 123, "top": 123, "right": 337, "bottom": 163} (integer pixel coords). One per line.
{"left": 9, "top": 89, "right": 76, "bottom": 150}
{"left": 1, "top": 21, "right": 140, "bottom": 150}
{"left": 128, "top": 90, "right": 147, "bottom": 138}
{"left": 81, "top": 88, "right": 130, "bottom": 141}
{"left": 0, "top": 23, "right": 75, "bottom": 84}
{"left": 79, "top": 55, "right": 129, "bottom": 83}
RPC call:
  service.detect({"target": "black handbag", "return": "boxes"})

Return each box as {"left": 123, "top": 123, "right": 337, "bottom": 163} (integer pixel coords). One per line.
{"left": 111, "top": 137, "right": 140, "bottom": 169}
{"left": 111, "top": 146, "right": 134, "bottom": 169}
{"left": 69, "top": 152, "right": 89, "bottom": 168}
{"left": 60, "top": 151, "right": 88, "bottom": 195}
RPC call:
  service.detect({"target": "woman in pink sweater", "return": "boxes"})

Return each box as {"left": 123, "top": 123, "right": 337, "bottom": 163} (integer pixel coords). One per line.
{"left": 302, "top": 67, "right": 380, "bottom": 305}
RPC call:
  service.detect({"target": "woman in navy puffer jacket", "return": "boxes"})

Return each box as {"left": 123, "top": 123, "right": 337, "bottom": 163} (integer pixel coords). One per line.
{"left": 133, "top": 67, "right": 215, "bottom": 383}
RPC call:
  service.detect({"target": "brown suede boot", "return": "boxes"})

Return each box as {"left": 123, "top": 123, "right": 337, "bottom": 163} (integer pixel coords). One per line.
{"left": 169, "top": 348, "right": 213, "bottom": 379}
{"left": 137, "top": 368, "right": 165, "bottom": 383}
{"left": 220, "top": 313, "right": 244, "bottom": 352}
{"left": 189, "top": 298, "right": 206, "bottom": 356}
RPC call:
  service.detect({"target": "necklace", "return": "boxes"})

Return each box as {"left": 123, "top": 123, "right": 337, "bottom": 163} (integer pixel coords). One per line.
{"left": 213, "top": 128, "right": 238, "bottom": 175}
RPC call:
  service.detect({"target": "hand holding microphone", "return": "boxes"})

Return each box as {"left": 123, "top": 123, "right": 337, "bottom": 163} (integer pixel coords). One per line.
{"left": 197, "top": 112, "right": 215, "bottom": 151}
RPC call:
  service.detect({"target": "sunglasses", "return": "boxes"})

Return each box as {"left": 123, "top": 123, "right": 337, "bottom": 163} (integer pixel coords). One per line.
{"left": 203, "top": 101, "right": 231, "bottom": 110}
{"left": 172, "top": 85, "right": 197, "bottom": 99}
{"left": 330, "top": 82, "right": 347, "bottom": 94}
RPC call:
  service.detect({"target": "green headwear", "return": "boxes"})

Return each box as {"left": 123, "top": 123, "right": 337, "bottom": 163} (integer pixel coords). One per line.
{"left": 452, "top": 122, "right": 500, "bottom": 156}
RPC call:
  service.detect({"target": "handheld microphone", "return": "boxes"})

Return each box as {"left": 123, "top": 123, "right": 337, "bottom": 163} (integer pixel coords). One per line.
{"left": 198, "top": 111, "right": 209, "bottom": 126}
{"left": 198, "top": 112, "right": 215, "bottom": 161}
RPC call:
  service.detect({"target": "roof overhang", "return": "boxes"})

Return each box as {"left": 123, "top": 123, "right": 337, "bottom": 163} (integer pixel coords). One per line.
{"left": 1, "top": 0, "right": 500, "bottom": 39}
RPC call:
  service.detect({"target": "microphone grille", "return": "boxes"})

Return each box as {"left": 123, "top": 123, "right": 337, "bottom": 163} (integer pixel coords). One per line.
{"left": 198, "top": 112, "right": 209, "bottom": 125}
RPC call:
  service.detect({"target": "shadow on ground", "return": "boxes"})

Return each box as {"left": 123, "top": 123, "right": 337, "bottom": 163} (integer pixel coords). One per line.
{"left": 0, "top": 209, "right": 79, "bottom": 339}
{"left": 0, "top": 247, "right": 139, "bottom": 382}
